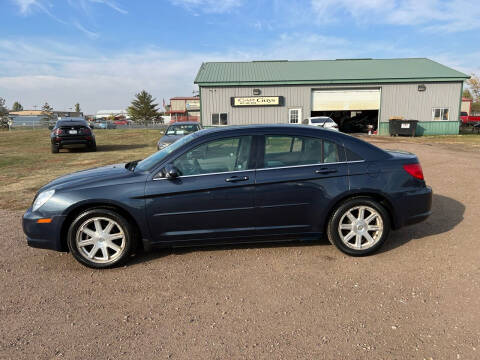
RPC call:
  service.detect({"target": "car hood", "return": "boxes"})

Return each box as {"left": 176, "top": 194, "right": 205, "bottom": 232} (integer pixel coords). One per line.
{"left": 158, "top": 134, "right": 184, "bottom": 144}
{"left": 39, "top": 163, "right": 134, "bottom": 192}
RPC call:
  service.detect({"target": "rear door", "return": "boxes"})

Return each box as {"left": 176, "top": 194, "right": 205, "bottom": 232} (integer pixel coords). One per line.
{"left": 145, "top": 135, "right": 256, "bottom": 243}
{"left": 254, "top": 134, "right": 349, "bottom": 235}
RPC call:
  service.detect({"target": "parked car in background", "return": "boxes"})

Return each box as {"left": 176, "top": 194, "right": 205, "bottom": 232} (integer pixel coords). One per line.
{"left": 113, "top": 119, "right": 132, "bottom": 126}
{"left": 50, "top": 119, "right": 96, "bottom": 153}
{"left": 94, "top": 121, "right": 117, "bottom": 129}
{"left": 157, "top": 121, "right": 202, "bottom": 150}
{"left": 460, "top": 112, "right": 480, "bottom": 125}
{"left": 307, "top": 117, "right": 339, "bottom": 131}
{"left": 24, "top": 124, "right": 432, "bottom": 268}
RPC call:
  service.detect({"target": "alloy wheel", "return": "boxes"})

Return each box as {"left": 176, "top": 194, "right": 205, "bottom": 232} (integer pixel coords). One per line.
{"left": 75, "top": 217, "right": 126, "bottom": 264}
{"left": 337, "top": 206, "right": 384, "bottom": 250}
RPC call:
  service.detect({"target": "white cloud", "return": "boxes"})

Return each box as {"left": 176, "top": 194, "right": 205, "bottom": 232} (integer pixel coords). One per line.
{"left": 0, "top": 33, "right": 476, "bottom": 114}
{"left": 13, "top": 0, "right": 38, "bottom": 14}
{"left": 170, "top": 0, "right": 243, "bottom": 14}
{"left": 311, "top": 0, "right": 480, "bottom": 32}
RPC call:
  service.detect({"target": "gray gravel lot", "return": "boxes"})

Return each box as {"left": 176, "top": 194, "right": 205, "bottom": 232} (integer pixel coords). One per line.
{"left": 1, "top": 139, "right": 479, "bottom": 359}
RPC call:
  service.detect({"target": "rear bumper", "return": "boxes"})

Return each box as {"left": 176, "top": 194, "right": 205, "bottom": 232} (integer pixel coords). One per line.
{"left": 52, "top": 137, "right": 95, "bottom": 148}
{"left": 22, "top": 208, "right": 67, "bottom": 251}
{"left": 393, "top": 186, "right": 432, "bottom": 229}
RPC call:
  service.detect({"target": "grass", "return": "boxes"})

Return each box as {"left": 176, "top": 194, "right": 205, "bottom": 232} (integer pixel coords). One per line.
{"left": 1, "top": 128, "right": 479, "bottom": 211}
{"left": 0, "top": 129, "right": 162, "bottom": 210}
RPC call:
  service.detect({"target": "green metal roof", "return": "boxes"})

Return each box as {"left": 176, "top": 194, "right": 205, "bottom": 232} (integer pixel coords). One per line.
{"left": 194, "top": 58, "right": 469, "bottom": 86}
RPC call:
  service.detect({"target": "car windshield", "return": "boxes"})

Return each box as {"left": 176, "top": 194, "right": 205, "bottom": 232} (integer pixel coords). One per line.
{"left": 310, "top": 118, "right": 330, "bottom": 124}
{"left": 135, "top": 133, "right": 197, "bottom": 172}
{"left": 165, "top": 124, "right": 199, "bottom": 135}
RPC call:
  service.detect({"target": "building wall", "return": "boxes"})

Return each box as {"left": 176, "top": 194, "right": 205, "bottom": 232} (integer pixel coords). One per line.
{"left": 200, "top": 82, "right": 462, "bottom": 134}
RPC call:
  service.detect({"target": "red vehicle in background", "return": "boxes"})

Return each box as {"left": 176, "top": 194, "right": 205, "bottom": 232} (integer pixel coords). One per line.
{"left": 460, "top": 112, "right": 480, "bottom": 125}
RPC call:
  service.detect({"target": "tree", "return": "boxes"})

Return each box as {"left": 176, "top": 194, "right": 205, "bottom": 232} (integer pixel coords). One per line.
{"left": 462, "top": 89, "right": 473, "bottom": 99}
{"left": 0, "top": 97, "right": 9, "bottom": 128}
{"left": 74, "top": 103, "right": 81, "bottom": 113}
{"left": 41, "top": 102, "right": 55, "bottom": 124}
{"left": 127, "top": 90, "right": 159, "bottom": 124}
{"left": 12, "top": 101, "right": 23, "bottom": 112}
{"left": 467, "top": 73, "right": 480, "bottom": 102}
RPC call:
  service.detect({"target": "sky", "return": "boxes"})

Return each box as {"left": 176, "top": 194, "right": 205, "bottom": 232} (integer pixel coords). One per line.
{"left": 1, "top": 0, "right": 479, "bottom": 114}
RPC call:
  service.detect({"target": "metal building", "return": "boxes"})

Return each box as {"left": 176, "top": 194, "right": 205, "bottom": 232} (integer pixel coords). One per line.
{"left": 194, "top": 58, "right": 469, "bottom": 135}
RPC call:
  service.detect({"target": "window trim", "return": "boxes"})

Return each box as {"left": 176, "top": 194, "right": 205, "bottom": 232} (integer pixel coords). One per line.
{"left": 211, "top": 112, "right": 228, "bottom": 126}
{"left": 432, "top": 107, "right": 450, "bottom": 121}
{"left": 288, "top": 108, "right": 302, "bottom": 124}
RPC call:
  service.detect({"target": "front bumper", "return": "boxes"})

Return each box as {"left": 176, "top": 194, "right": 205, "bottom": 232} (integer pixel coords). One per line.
{"left": 22, "top": 208, "right": 67, "bottom": 251}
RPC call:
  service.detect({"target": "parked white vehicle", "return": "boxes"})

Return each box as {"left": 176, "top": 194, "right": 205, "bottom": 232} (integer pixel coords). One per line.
{"left": 307, "top": 116, "right": 339, "bottom": 131}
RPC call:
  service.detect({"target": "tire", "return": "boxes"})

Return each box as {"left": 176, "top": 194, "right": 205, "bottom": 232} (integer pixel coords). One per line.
{"left": 51, "top": 144, "right": 59, "bottom": 153}
{"left": 67, "top": 208, "right": 136, "bottom": 268}
{"left": 327, "top": 197, "right": 391, "bottom": 256}
{"left": 88, "top": 142, "right": 97, "bottom": 152}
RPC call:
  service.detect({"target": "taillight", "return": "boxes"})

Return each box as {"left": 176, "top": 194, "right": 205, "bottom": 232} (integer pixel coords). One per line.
{"left": 403, "top": 163, "right": 424, "bottom": 180}
{"left": 54, "top": 128, "right": 63, "bottom": 135}
{"left": 80, "top": 127, "right": 91, "bottom": 135}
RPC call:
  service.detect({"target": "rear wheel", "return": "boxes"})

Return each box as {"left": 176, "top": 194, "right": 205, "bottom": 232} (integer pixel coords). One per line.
{"left": 51, "top": 144, "right": 59, "bottom": 153}
{"left": 88, "top": 142, "right": 97, "bottom": 152}
{"left": 327, "top": 197, "right": 390, "bottom": 256}
{"left": 67, "top": 208, "right": 136, "bottom": 268}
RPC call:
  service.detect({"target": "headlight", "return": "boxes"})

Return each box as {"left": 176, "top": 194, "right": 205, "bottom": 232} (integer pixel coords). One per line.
{"left": 32, "top": 190, "right": 55, "bottom": 211}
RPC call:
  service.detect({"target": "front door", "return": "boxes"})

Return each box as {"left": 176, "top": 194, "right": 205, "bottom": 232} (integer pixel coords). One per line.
{"left": 145, "top": 136, "right": 255, "bottom": 244}
{"left": 254, "top": 134, "right": 349, "bottom": 235}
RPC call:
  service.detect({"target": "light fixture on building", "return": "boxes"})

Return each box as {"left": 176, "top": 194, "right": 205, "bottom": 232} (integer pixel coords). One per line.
{"left": 253, "top": 89, "right": 261, "bottom": 95}
{"left": 418, "top": 84, "right": 426, "bottom": 92}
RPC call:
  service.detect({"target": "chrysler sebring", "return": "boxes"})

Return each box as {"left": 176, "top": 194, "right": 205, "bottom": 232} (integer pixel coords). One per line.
{"left": 23, "top": 125, "right": 432, "bottom": 268}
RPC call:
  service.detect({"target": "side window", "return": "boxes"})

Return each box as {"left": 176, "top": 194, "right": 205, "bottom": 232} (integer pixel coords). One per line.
{"left": 323, "top": 140, "right": 340, "bottom": 163}
{"left": 263, "top": 135, "right": 323, "bottom": 168}
{"left": 173, "top": 136, "right": 252, "bottom": 176}
{"left": 345, "top": 147, "right": 363, "bottom": 161}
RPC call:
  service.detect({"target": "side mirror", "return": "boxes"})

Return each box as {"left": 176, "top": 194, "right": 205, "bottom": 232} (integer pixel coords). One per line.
{"left": 164, "top": 164, "right": 179, "bottom": 179}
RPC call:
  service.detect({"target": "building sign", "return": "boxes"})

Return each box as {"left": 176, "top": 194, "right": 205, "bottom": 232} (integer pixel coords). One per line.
{"left": 231, "top": 96, "right": 284, "bottom": 107}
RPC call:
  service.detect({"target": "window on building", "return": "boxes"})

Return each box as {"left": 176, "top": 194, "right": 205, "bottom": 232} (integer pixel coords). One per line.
{"left": 289, "top": 108, "right": 302, "bottom": 124}
{"left": 212, "top": 113, "right": 228, "bottom": 125}
{"left": 432, "top": 108, "right": 449, "bottom": 121}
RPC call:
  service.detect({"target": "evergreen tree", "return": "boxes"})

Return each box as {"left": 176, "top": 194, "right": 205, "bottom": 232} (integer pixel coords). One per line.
{"left": 41, "top": 102, "right": 55, "bottom": 124}
{"left": 0, "top": 97, "right": 9, "bottom": 128}
{"left": 74, "top": 103, "right": 81, "bottom": 113}
{"left": 12, "top": 101, "right": 23, "bottom": 111}
{"left": 127, "top": 90, "right": 159, "bottom": 124}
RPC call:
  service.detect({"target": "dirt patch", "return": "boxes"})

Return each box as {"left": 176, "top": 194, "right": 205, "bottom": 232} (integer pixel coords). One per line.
{"left": 1, "top": 139, "right": 479, "bottom": 359}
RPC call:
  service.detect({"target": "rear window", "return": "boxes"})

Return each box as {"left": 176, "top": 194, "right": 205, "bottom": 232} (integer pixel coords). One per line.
{"left": 57, "top": 121, "right": 87, "bottom": 127}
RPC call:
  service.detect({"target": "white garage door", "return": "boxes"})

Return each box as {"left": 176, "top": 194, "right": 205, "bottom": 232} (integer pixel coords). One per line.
{"left": 312, "top": 89, "right": 381, "bottom": 111}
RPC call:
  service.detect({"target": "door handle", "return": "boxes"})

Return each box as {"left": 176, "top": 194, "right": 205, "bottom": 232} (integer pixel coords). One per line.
{"left": 315, "top": 168, "right": 338, "bottom": 175}
{"left": 225, "top": 176, "right": 249, "bottom": 182}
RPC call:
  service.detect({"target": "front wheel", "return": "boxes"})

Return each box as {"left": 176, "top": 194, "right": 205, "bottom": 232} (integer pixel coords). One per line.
{"left": 67, "top": 208, "right": 136, "bottom": 268}
{"left": 327, "top": 197, "right": 391, "bottom": 256}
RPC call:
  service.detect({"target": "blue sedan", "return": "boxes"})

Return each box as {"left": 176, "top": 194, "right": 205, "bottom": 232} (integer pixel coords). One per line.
{"left": 23, "top": 125, "right": 432, "bottom": 268}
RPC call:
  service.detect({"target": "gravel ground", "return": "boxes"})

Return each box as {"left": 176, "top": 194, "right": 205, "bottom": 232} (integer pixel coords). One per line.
{"left": 1, "top": 139, "right": 479, "bottom": 360}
